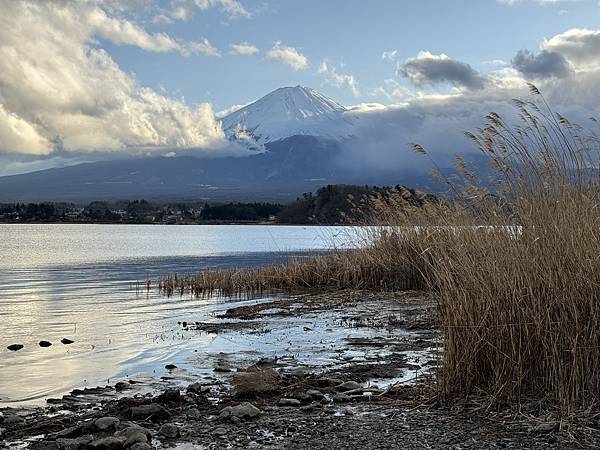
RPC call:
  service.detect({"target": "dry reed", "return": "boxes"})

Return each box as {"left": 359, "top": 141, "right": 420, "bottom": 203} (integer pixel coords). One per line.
{"left": 398, "top": 84, "right": 600, "bottom": 409}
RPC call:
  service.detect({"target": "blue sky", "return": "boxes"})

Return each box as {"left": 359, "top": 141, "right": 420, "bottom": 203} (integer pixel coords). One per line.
{"left": 103, "top": 0, "right": 600, "bottom": 110}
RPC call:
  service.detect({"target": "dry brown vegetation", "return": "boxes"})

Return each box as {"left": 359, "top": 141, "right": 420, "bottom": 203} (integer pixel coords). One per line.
{"left": 161, "top": 85, "right": 600, "bottom": 409}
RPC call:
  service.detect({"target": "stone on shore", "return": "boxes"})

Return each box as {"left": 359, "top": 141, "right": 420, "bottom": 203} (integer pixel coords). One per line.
{"left": 278, "top": 398, "right": 301, "bottom": 407}
{"left": 159, "top": 423, "right": 179, "bottom": 438}
{"left": 94, "top": 416, "right": 120, "bottom": 431}
{"left": 130, "top": 403, "right": 170, "bottom": 421}
{"left": 88, "top": 436, "right": 126, "bottom": 449}
{"left": 219, "top": 402, "right": 261, "bottom": 420}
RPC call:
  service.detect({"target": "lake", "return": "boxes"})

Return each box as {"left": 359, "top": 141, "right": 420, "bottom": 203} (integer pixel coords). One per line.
{"left": 0, "top": 224, "right": 358, "bottom": 405}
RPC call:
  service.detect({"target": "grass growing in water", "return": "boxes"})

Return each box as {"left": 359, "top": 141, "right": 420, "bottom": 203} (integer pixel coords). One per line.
{"left": 161, "top": 85, "right": 600, "bottom": 409}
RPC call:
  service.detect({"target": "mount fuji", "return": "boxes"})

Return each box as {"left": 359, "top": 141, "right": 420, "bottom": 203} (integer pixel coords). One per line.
{"left": 221, "top": 86, "right": 355, "bottom": 149}
{"left": 0, "top": 86, "right": 434, "bottom": 202}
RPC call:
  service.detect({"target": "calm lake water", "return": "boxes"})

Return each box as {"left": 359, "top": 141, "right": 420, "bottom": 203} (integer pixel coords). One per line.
{"left": 0, "top": 224, "right": 359, "bottom": 405}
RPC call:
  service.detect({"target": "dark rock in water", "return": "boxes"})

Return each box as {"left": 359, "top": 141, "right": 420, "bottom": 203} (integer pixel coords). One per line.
{"left": 7, "top": 344, "right": 23, "bottom": 351}
{"left": 159, "top": 423, "right": 179, "bottom": 438}
{"left": 115, "top": 381, "right": 131, "bottom": 392}
{"left": 61, "top": 338, "right": 75, "bottom": 345}
{"left": 213, "top": 365, "right": 232, "bottom": 373}
{"left": 182, "top": 321, "right": 188, "bottom": 328}
{"left": 39, "top": 340, "right": 53, "bottom": 347}
{"left": 89, "top": 435, "right": 126, "bottom": 449}
{"left": 165, "top": 364, "right": 177, "bottom": 370}
{"left": 130, "top": 403, "right": 170, "bottom": 421}
{"left": 94, "top": 416, "right": 120, "bottom": 431}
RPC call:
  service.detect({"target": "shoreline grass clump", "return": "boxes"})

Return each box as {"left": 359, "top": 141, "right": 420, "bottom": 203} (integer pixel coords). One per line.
{"left": 404, "top": 85, "right": 600, "bottom": 409}
{"left": 160, "top": 231, "right": 430, "bottom": 297}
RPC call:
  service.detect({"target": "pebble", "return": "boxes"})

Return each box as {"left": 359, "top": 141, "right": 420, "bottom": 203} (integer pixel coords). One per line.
{"left": 307, "top": 389, "right": 325, "bottom": 400}
{"left": 159, "top": 423, "right": 179, "bottom": 438}
{"left": 278, "top": 398, "right": 301, "bottom": 407}
{"left": 333, "top": 394, "right": 352, "bottom": 403}
{"left": 186, "top": 407, "right": 202, "bottom": 419}
{"left": 318, "top": 377, "right": 343, "bottom": 387}
{"left": 7, "top": 344, "right": 23, "bottom": 351}
{"left": 129, "top": 444, "right": 152, "bottom": 450}
{"left": 212, "top": 427, "right": 228, "bottom": 436}
{"left": 94, "top": 416, "right": 120, "bottom": 431}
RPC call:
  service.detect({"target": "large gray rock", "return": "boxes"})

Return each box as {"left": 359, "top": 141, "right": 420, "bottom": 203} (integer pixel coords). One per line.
{"left": 278, "top": 398, "right": 301, "bottom": 407}
{"left": 116, "top": 425, "right": 152, "bottom": 446}
{"left": 219, "top": 402, "right": 261, "bottom": 420}
{"left": 94, "top": 416, "right": 120, "bottom": 431}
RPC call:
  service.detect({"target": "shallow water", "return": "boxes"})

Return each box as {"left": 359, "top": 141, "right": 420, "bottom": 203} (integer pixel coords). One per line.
{"left": 0, "top": 224, "right": 359, "bottom": 405}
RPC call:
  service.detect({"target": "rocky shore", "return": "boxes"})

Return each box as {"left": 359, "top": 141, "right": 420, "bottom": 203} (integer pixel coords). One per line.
{"left": 2, "top": 291, "right": 599, "bottom": 449}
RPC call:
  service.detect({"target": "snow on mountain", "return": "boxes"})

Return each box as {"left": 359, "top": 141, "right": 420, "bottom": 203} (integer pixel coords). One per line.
{"left": 221, "top": 86, "right": 356, "bottom": 148}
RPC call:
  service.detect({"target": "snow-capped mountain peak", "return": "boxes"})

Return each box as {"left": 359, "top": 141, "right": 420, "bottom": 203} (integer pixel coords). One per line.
{"left": 221, "top": 86, "right": 354, "bottom": 148}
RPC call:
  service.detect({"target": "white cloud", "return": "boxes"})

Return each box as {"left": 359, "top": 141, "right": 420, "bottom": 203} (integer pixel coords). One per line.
{"left": 544, "top": 28, "right": 600, "bottom": 68}
{"left": 186, "top": 38, "right": 221, "bottom": 57}
{"left": 216, "top": 103, "right": 249, "bottom": 118}
{"left": 318, "top": 61, "right": 360, "bottom": 97}
{"left": 497, "top": 0, "right": 577, "bottom": 5}
{"left": 265, "top": 43, "right": 309, "bottom": 71}
{"left": 166, "top": 0, "right": 251, "bottom": 21}
{"left": 382, "top": 50, "right": 398, "bottom": 61}
{"left": 370, "top": 79, "right": 412, "bottom": 102}
{"left": 229, "top": 42, "right": 259, "bottom": 56}
{"left": 0, "top": 0, "right": 226, "bottom": 156}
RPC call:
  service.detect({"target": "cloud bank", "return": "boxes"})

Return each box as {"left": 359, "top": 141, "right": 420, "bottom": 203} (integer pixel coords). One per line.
{"left": 0, "top": 0, "right": 227, "bottom": 157}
